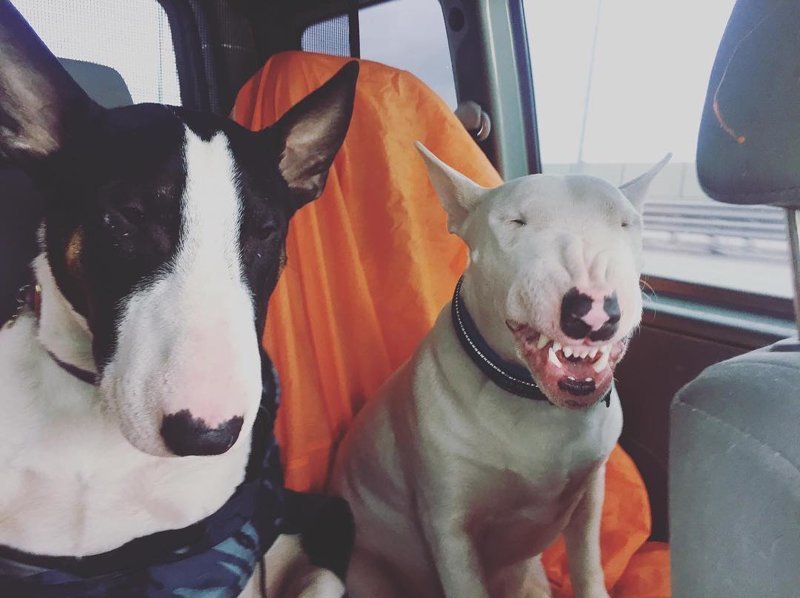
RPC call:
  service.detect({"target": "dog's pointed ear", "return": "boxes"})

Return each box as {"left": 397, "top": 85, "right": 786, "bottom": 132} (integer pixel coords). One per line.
{"left": 273, "top": 61, "right": 359, "bottom": 210}
{"left": 619, "top": 153, "right": 672, "bottom": 212}
{"left": 416, "top": 141, "right": 486, "bottom": 233}
{"left": 0, "top": 1, "right": 98, "bottom": 163}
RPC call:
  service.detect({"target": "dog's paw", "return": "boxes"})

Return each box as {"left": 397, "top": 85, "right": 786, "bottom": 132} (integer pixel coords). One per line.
{"left": 264, "top": 534, "right": 346, "bottom": 598}
{"left": 281, "top": 566, "right": 345, "bottom": 598}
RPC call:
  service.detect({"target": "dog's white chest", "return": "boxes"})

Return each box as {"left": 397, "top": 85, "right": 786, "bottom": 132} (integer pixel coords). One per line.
{"left": 334, "top": 315, "right": 623, "bottom": 596}
{"left": 457, "top": 391, "right": 621, "bottom": 565}
{"left": 413, "top": 320, "right": 623, "bottom": 577}
{"left": 0, "top": 316, "right": 249, "bottom": 557}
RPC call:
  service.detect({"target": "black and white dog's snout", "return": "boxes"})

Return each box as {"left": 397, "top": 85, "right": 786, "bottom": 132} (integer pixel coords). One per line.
{"left": 160, "top": 410, "right": 244, "bottom": 456}
{"left": 560, "top": 287, "right": 620, "bottom": 342}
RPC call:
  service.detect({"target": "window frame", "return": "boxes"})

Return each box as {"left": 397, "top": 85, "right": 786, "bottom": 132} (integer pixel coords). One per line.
{"left": 157, "top": 0, "right": 212, "bottom": 111}
{"left": 644, "top": 275, "right": 794, "bottom": 322}
{"left": 642, "top": 275, "right": 795, "bottom": 348}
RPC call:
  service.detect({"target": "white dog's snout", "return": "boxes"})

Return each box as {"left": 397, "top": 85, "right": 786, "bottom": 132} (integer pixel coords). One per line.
{"left": 559, "top": 235, "right": 616, "bottom": 292}
{"left": 588, "top": 250, "right": 611, "bottom": 286}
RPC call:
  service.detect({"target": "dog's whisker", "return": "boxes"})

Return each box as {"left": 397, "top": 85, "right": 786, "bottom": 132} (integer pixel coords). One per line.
{"left": 639, "top": 278, "right": 658, "bottom": 300}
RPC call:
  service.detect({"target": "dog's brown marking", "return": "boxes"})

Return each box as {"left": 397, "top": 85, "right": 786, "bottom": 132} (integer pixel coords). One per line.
{"left": 65, "top": 227, "right": 83, "bottom": 273}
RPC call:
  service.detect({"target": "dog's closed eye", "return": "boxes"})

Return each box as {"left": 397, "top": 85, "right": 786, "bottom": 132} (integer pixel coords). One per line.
{"left": 254, "top": 221, "right": 278, "bottom": 240}
{"left": 620, "top": 217, "right": 641, "bottom": 229}
{"left": 510, "top": 218, "right": 527, "bottom": 227}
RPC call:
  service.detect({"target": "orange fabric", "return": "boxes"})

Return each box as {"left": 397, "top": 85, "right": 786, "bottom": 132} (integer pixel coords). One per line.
{"left": 233, "top": 50, "right": 670, "bottom": 597}
{"left": 613, "top": 543, "right": 671, "bottom": 598}
{"left": 541, "top": 446, "right": 670, "bottom": 597}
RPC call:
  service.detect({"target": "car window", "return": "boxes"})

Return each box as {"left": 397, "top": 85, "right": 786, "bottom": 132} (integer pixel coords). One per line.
{"left": 524, "top": 0, "right": 791, "bottom": 298}
{"left": 301, "top": 0, "right": 457, "bottom": 109}
{"left": 12, "top": 0, "right": 181, "bottom": 105}
{"left": 302, "top": 15, "right": 352, "bottom": 58}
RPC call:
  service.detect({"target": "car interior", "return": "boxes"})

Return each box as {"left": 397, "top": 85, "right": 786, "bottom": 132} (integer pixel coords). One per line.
{"left": 0, "top": 0, "right": 798, "bottom": 595}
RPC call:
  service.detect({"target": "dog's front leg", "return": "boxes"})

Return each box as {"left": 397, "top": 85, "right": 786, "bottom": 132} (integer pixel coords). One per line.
{"left": 423, "top": 513, "right": 490, "bottom": 598}
{"left": 563, "top": 464, "right": 610, "bottom": 598}
{"left": 263, "top": 491, "right": 352, "bottom": 598}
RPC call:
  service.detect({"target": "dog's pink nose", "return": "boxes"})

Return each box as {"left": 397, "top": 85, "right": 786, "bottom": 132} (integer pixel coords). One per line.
{"left": 160, "top": 410, "right": 243, "bottom": 456}
{"left": 560, "top": 287, "right": 620, "bottom": 341}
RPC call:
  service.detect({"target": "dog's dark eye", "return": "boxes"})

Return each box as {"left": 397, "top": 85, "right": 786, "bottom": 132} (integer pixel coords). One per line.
{"left": 621, "top": 221, "right": 630, "bottom": 229}
{"left": 254, "top": 220, "right": 278, "bottom": 240}
{"left": 103, "top": 205, "right": 144, "bottom": 232}
{"left": 120, "top": 205, "right": 144, "bottom": 223}
{"left": 510, "top": 218, "right": 527, "bottom": 227}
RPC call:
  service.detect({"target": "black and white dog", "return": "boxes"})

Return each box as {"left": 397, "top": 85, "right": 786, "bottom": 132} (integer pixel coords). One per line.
{"left": 0, "top": 1, "right": 357, "bottom": 596}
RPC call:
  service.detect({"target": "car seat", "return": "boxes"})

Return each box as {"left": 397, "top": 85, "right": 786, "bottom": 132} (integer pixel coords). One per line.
{"left": 670, "top": 1, "right": 800, "bottom": 595}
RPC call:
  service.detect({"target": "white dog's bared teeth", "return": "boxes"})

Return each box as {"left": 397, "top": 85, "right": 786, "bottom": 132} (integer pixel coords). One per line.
{"left": 589, "top": 348, "right": 599, "bottom": 359}
{"left": 584, "top": 377, "right": 593, "bottom": 382}
{"left": 592, "top": 350, "right": 610, "bottom": 373}
{"left": 548, "top": 346, "right": 562, "bottom": 368}
{"left": 553, "top": 341, "right": 562, "bottom": 352}
{"left": 578, "top": 348, "right": 589, "bottom": 358}
{"left": 536, "top": 335, "right": 550, "bottom": 350}
{"left": 563, "top": 346, "right": 573, "bottom": 357}
{"left": 600, "top": 344, "right": 611, "bottom": 354}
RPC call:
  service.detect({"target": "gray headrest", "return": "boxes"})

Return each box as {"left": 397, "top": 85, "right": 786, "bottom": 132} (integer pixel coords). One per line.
{"left": 59, "top": 58, "right": 133, "bottom": 109}
{"left": 697, "top": 0, "right": 800, "bottom": 207}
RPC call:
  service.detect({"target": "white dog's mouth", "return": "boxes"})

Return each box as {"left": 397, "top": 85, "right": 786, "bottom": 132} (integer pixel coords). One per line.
{"left": 506, "top": 322, "right": 629, "bottom": 408}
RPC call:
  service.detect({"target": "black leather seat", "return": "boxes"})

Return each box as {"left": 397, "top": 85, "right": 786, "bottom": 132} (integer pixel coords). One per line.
{"left": 0, "top": 59, "right": 133, "bottom": 325}
{"left": 670, "top": 1, "right": 800, "bottom": 595}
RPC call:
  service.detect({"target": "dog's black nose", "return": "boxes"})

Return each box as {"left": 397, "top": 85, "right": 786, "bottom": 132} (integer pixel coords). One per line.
{"left": 560, "top": 288, "right": 620, "bottom": 341}
{"left": 560, "top": 288, "right": 593, "bottom": 339}
{"left": 161, "top": 410, "right": 244, "bottom": 456}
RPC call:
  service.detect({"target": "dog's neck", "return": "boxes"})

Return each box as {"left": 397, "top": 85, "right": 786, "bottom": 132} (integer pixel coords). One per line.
{"left": 458, "top": 271, "right": 519, "bottom": 365}
{"left": 32, "top": 253, "right": 98, "bottom": 375}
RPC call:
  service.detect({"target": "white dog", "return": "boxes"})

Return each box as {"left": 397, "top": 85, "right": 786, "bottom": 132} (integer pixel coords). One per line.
{"left": 331, "top": 144, "right": 669, "bottom": 598}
